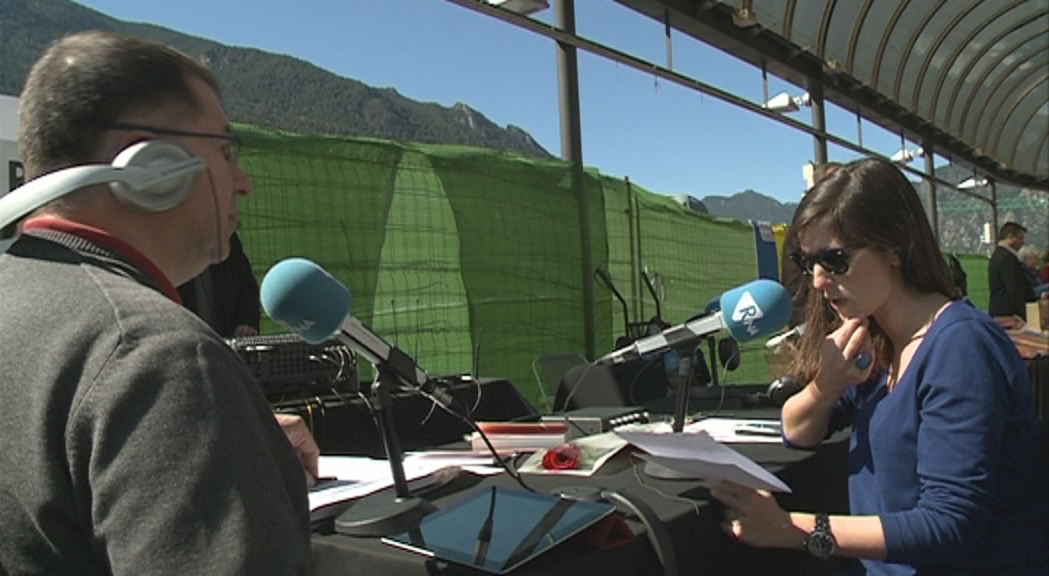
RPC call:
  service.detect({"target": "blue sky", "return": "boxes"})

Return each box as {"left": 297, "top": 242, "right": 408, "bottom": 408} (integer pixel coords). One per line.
{"left": 75, "top": 0, "right": 924, "bottom": 204}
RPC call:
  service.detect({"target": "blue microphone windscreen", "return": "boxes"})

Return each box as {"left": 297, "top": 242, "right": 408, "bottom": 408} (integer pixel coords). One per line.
{"left": 718, "top": 279, "right": 792, "bottom": 342}
{"left": 260, "top": 258, "right": 351, "bottom": 344}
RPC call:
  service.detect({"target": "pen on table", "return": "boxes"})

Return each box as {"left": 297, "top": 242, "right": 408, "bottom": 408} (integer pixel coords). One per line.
{"left": 308, "top": 477, "right": 354, "bottom": 493}
{"left": 734, "top": 422, "right": 783, "bottom": 437}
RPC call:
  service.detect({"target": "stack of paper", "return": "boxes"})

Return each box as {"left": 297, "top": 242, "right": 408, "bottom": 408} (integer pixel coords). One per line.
{"left": 688, "top": 418, "right": 785, "bottom": 444}
{"left": 309, "top": 455, "right": 478, "bottom": 523}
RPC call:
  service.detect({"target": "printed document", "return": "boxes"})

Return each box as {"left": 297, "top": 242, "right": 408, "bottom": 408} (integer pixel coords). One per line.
{"left": 616, "top": 430, "right": 791, "bottom": 492}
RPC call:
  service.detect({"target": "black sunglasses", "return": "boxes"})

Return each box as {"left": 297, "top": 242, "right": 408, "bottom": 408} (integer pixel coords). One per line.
{"left": 789, "top": 246, "right": 861, "bottom": 276}
{"left": 104, "top": 123, "right": 242, "bottom": 163}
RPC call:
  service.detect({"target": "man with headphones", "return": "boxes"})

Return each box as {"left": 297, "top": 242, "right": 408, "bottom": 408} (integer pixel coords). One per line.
{"left": 0, "top": 32, "right": 313, "bottom": 573}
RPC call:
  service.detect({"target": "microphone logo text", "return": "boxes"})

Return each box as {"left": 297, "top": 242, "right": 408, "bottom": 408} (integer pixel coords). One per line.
{"left": 281, "top": 318, "right": 315, "bottom": 336}
{"left": 730, "top": 291, "right": 765, "bottom": 336}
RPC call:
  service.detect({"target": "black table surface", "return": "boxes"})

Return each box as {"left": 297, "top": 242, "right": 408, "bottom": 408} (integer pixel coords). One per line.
{"left": 310, "top": 409, "right": 858, "bottom": 576}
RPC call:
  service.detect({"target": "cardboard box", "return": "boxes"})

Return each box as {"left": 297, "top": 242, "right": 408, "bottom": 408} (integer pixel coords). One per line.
{"left": 1027, "top": 298, "right": 1049, "bottom": 332}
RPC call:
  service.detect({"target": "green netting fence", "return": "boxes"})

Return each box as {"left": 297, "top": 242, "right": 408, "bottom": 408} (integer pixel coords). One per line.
{"left": 234, "top": 125, "right": 990, "bottom": 409}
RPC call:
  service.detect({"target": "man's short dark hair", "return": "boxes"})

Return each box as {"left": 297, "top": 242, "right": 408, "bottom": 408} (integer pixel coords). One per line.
{"left": 19, "top": 31, "right": 219, "bottom": 179}
{"left": 999, "top": 221, "right": 1027, "bottom": 239}
{"left": 945, "top": 252, "right": 968, "bottom": 298}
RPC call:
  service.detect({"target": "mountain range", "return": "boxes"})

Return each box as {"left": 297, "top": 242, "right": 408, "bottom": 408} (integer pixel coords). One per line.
{"left": 1, "top": 0, "right": 1044, "bottom": 253}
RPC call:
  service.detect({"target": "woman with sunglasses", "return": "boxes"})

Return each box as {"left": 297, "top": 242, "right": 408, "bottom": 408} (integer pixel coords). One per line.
{"left": 712, "top": 158, "right": 1047, "bottom": 575}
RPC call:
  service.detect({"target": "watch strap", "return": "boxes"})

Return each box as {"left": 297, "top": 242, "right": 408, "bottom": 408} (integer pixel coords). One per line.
{"left": 804, "top": 512, "right": 837, "bottom": 560}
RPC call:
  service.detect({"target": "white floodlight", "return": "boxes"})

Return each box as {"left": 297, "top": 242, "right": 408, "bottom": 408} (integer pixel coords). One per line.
{"left": 764, "top": 91, "right": 810, "bottom": 113}
{"left": 957, "top": 176, "right": 989, "bottom": 190}
{"left": 485, "top": 0, "right": 549, "bottom": 15}
{"left": 891, "top": 146, "right": 925, "bottom": 164}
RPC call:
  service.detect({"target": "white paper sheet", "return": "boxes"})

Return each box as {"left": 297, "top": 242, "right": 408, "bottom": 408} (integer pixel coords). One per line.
{"left": 684, "top": 418, "right": 785, "bottom": 444}
{"left": 309, "top": 454, "right": 501, "bottom": 520}
{"left": 616, "top": 430, "right": 792, "bottom": 493}
{"left": 310, "top": 456, "right": 450, "bottom": 517}
{"left": 403, "top": 451, "right": 508, "bottom": 476}
{"left": 614, "top": 418, "right": 786, "bottom": 443}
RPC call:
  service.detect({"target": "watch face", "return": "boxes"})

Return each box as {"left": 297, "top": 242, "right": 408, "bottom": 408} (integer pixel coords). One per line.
{"left": 806, "top": 532, "right": 836, "bottom": 559}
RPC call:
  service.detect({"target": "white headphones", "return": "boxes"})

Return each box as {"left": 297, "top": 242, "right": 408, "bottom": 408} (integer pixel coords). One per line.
{"left": 0, "top": 140, "right": 204, "bottom": 230}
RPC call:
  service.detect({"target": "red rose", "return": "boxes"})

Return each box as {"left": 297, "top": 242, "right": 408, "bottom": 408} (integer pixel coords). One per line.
{"left": 542, "top": 443, "right": 582, "bottom": 470}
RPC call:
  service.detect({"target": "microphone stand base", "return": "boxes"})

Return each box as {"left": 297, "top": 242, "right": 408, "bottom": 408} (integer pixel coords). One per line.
{"left": 334, "top": 491, "right": 438, "bottom": 537}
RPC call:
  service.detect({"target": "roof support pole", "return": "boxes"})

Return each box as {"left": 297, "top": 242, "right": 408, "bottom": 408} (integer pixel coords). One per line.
{"left": 809, "top": 81, "right": 828, "bottom": 164}
{"left": 664, "top": 6, "right": 673, "bottom": 70}
{"left": 989, "top": 181, "right": 999, "bottom": 245}
{"left": 923, "top": 139, "right": 939, "bottom": 244}
{"left": 556, "top": 0, "right": 596, "bottom": 361}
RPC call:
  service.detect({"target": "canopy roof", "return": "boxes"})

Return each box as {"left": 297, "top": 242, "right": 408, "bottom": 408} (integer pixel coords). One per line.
{"left": 616, "top": 0, "right": 1049, "bottom": 190}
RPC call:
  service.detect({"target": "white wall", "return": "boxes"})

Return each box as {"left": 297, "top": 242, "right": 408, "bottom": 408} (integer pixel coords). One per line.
{"left": 0, "top": 94, "right": 22, "bottom": 195}
{"left": 1, "top": 94, "right": 21, "bottom": 252}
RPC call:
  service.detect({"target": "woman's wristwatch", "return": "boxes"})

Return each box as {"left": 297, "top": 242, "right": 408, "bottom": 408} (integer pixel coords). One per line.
{"left": 803, "top": 513, "right": 837, "bottom": 560}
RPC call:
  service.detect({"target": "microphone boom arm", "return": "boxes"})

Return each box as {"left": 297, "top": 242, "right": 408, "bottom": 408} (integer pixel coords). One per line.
{"left": 640, "top": 270, "right": 662, "bottom": 322}
{"left": 595, "top": 267, "right": 632, "bottom": 343}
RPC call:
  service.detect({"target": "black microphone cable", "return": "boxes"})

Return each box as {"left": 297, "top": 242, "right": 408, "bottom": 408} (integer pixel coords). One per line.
{"left": 545, "top": 362, "right": 613, "bottom": 439}
{"left": 203, "top": 168, "right": 224, "bottom": 268}
{"left": 412, "top": 386, "right": 538, "bottom": 494}
{"left": 557, "top": 361, "right": 606, "bottom": 414}
{"left": 472, "top": 486, "right": 497, "bottom": 567}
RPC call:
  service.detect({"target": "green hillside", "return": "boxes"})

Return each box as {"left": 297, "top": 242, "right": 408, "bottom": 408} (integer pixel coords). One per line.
{"left": 0, "top": 0, "right": 554, "bottom": 159}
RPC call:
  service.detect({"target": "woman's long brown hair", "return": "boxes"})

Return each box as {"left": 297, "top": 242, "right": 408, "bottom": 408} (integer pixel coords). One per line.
{"left": 787, "top": 158, "right": 955, "bottom": 384}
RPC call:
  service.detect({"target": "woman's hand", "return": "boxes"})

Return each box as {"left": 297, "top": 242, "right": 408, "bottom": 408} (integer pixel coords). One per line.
{"left": 814, "top": 317, "right": 873, "bottom": 395}
{"left": 710, "top": 480, "right": 804, "bottom": 549}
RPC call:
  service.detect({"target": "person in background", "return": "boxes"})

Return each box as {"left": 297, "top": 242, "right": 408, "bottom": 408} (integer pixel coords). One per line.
{"left": 1018, "top": 244, "right": 1048, "bottom": 297}
{"left": 711, "top": 159, "right": 1047, "bottom": 574}
{"left": 178, "top": 230, "right": 261, "bottom": 337}
{"left": 988, "top": 221, "right": 1036, "bottom": 320}
{"left": 1039, "top": 247, "right": 1049, "bottom": 286}
{"left": 0, "top": 31, "right": 315, "bottom": 574}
